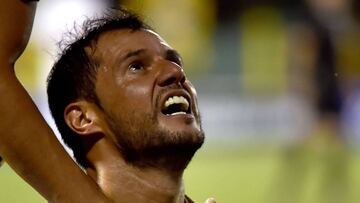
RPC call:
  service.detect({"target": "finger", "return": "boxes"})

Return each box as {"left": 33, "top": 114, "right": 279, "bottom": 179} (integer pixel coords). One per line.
{"left": 205, "top": 197, "right": 217, "bottom": 203}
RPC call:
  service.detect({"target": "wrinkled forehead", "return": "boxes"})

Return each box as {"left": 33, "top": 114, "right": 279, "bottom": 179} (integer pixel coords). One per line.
{"left": 92, "top": 28, "right": 172, "bottom": 63}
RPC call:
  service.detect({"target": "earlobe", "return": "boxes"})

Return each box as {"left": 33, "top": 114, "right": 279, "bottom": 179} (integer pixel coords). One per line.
{"left": 64, "top": 101, "right": 103, "bottom": 136}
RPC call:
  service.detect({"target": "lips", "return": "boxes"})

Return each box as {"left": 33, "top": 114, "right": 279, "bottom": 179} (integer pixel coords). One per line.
{"left": 159, "top": 90, "right": 192, "bottom": 116}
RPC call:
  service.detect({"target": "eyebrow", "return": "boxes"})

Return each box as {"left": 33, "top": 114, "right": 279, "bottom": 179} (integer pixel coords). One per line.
{"left": 120, "top": 48, "right": 183, "bottom": 65}
{"left": 121, "top": 49, "right": 147, "bottom": 61}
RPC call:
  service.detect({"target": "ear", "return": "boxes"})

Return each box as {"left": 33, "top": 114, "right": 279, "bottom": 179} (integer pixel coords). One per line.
{"left": 64, "top": 101, "right": 104, "bottom": 136}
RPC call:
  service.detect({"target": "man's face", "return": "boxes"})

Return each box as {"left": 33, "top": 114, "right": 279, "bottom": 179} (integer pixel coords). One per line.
{"left": 93, "top": 29, "right": 204, "bottom": 165}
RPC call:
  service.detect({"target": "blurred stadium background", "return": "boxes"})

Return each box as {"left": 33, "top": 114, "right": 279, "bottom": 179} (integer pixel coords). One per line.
{"left": 1, "top": 0, "right": 360, "bottom": 202}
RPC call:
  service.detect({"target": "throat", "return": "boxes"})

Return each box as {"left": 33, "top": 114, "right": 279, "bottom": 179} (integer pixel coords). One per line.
{"left": 90, "top": 159, "right": 186, "bottom": 203}
{"left": 123, "top": 143, "right": 198, "bottom": 172}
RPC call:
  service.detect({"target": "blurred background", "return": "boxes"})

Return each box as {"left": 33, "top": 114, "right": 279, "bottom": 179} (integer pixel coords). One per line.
{"left": 1, "top": 0, "right": 360, "bottom": 202}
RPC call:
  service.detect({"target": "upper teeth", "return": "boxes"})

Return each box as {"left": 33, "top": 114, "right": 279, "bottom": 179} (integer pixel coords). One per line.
{"left": 164, "top": 96, "right": 189, "bottom": 110}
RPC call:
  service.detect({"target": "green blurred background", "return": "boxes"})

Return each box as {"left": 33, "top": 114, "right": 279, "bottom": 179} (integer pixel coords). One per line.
{"left": 2, "top": 0, "right": 360, "bottom": 202}
{"left": 4, "top": 145, "right": 360, "bottom": 203}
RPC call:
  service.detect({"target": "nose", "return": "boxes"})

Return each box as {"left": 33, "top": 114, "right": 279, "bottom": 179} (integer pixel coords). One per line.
{"left": 156, "top": 60, "right": 186, "bottom": 87}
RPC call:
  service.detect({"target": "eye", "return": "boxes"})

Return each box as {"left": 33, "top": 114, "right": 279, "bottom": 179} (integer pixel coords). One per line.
{"left": 128, "top": 62, "right": 144, "bottom": 72}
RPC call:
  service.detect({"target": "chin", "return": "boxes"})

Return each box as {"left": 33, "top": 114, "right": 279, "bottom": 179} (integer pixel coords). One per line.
{"left": 158, "top": 113, "right": 202, "bottom": 136}
{"left": 161, "top": 128, "right": 205, "bottom": 159}
{"left": 105, "top": 110, "right": 204, "bottom": 169}
{"left": 121, "top": 128, "right": 205, "bottom": 170}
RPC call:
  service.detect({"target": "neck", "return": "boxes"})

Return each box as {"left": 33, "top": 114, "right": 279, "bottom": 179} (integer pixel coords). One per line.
{"left": 86, "top": 139, "right": 187, "bottom": 203}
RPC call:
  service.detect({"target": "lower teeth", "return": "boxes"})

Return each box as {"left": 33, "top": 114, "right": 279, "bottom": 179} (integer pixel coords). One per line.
{"left": 170, "top": 112, "right": 186, "bottom": 116}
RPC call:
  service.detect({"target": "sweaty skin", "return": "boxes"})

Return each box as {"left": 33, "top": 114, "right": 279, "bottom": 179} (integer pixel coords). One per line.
{"left": 0, "top": 1, "right": 215, "bottom": 202}
{"left": 65, "top": 28, "right": 215, "bottom": 203}
{"left": 0, "top": 1, "right": 111, "bottom": 202}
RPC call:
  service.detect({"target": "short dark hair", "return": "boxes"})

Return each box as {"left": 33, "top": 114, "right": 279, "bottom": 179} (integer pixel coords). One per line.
{"left": 47, "top": 9, "right": 151, "bottom": 168}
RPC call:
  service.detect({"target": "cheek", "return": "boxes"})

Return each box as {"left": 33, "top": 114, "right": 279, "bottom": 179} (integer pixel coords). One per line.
{"left": 118, "top": 80, "right": 154, "bottom": 110}
{"left": 184, "top": 81, "right": 199, "bottom": 104}
{"left": 185, "top": 80, "right": 197, "bottom": 94}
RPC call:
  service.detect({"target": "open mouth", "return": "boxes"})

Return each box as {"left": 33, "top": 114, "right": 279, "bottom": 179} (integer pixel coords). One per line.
{"left": 161, "top": 95, "right": 190, "bottom": 116}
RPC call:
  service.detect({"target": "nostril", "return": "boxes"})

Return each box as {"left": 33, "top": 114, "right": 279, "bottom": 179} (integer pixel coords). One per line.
{"left": 179, "top": 75, "right": 186, "bottom": 84}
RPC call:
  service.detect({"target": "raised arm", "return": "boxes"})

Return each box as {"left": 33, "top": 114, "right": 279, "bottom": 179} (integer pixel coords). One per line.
{"left": 0, "top": 1, "right": 111, "bottom": 202}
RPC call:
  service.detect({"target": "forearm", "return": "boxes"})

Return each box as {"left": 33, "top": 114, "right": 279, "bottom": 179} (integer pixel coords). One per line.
{"left": 0, "top": 66, "right": 110, "bottom": 203}
{"left": 0, "top": 1, "right": 111, "bottom": 202}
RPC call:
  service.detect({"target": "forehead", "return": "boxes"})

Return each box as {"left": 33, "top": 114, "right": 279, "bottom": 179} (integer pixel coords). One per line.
{"left": 94, "top": 28, "right": 172, "bottom": 61}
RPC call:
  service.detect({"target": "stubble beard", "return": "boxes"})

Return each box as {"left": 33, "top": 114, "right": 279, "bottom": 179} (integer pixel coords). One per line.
{"left": 103, "top": 109, "right": 204, "bottom": 171}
